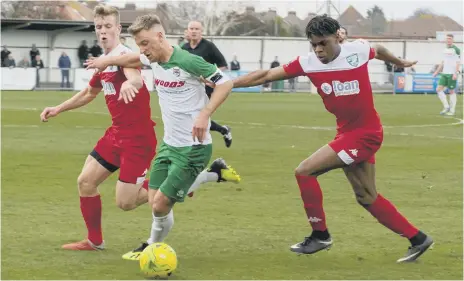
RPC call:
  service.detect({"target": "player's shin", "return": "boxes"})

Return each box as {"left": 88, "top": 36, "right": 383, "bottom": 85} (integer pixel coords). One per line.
{"left": 147, "top": 210, "right": 174, "bottom": 244}
{"left": 449, "top": 93, "right": 457, "bottom": 114}
{"left": 295, "top": 174, "right": 329, "bottom": 239}
{"left": 80, "top": 195, "right": 103, "bottom": 245}
{"left": 437, "top": 91, "right": 450, "bottom": 109}
{"left": 187, "top": 170, "right": 219, "bottom": 194}
{"left": 363, "top": 194, "right": 420, "bottom": 241}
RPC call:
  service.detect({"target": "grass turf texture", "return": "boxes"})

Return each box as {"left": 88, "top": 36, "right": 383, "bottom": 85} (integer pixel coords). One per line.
{"left": 1, "top": 91, "right": 463, "bottom": 280}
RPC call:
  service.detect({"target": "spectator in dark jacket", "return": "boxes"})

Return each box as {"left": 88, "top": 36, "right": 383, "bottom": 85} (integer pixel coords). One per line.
{"left": 1, "top": 45, "right": 11, "bottom": 67}
{"left": 58, "top": 52, "right": 71, "bottom": 88}
{"left": 31, "top": 55, "right": 44, "bottom": 88}
{"left": 4, "top": 54, "right": 16, "bottom": 68}
{"left": 30, "top": 44, "right": 40, "bottom": 62}
{"left": 90, "top": 40, "right": 102, "bottom": 58}
{"left": 78, "top": 40, "right": 89, "bottom": 67}
{"left": 230, "top": 55, "right": 241, "bottom": 71}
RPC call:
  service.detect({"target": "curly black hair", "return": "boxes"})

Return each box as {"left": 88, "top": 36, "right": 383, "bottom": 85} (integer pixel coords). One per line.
{"left": 305, "top": 14, "right": 340, "bottom": 38}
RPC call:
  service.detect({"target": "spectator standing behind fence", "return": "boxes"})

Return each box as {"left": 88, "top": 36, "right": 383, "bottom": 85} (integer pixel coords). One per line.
{"left": 230, "top": 55, "right": 241, "bottom": 71}
{"left": 32, "top": 55, "right": 44, "bottom": 88}
{"left": 18, "top": 57, "right": 30, "bottom": 68}
{"left": 182, "top": 20, "right": 233, "bottom": 147}
{"left": 90, "top": 40, "right": 102, "bottom": 58}
{"left": 30, "top": 44, "right": 40, "bottom": 62}
{"left": 58, "top": 52, "right": 71, "bottom": 88}
{"left": 78, "top": 40, "right": 89, "bottom": 67}
{"left": 270, "top": 56, "right": 281, "bottom": 91}
{"left": 1, "top": 45, "right": 11, "bottom": 67}
{"left": 4, "top": 54, "right": 16, "bottom": 68}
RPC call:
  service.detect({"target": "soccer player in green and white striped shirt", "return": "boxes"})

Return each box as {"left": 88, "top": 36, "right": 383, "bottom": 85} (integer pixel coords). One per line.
{"left": 433, "top": 34, "right": 461, "bottom": 116}
{"left": 86, "top": 14, "right": 240, "bottom": 260}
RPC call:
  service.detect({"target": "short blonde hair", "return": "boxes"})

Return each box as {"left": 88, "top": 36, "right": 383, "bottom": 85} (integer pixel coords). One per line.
{"left": 128, "top": 14, "right": 162, "bottom": 36}
{"left": 93, "top": 4, "right": 120, "bottom": 23}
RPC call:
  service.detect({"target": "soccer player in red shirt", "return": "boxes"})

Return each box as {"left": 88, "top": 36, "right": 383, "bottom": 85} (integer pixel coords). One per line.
{"left": 39, "top": 5, "right": 155, "bottom": 251}
{"left": 214, "top": 15, "right": 433, "bottom": 263}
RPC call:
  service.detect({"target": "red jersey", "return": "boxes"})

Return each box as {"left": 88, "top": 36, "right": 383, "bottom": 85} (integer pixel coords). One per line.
{"left": 283, "top": 39, "right": 382, "bottom": 133}
{"left": 89, "top": 44, "right": 155, "bottom": 137}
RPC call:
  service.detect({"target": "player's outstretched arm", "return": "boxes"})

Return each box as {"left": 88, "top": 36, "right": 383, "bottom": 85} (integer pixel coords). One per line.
{"left": 373, "top": 44, "right": 417, "bottom": 68}
{"left": 433, "top": 62, "right": 444, "bottom": 77}
{"left": 193, "top": 79, "right": 233, "bottom": 142}
{"left": 85, "top": 53, "right": 142, "bottom": 71}
{"left": 40, "top": 86, "right": 101, "bottom": 122}
{"left": 232, "top": 66, "right": 289, "bottom": 88}
{"left": 119, "top": 68, "right": 144, "bottom": 104}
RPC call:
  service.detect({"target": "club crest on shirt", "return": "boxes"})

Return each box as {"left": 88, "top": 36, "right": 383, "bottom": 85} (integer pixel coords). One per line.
{"left": 321, "top": 82, "right": 332, "bottom": 95}
{"left": 172, "top": 67, "right": 181, "bottom": 77}
{"left": 346, "top": 54, "right": 359, "bottom": 67}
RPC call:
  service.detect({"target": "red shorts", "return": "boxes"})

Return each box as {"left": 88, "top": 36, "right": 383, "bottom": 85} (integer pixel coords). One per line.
{"left": 328, "top": 128, "right": 383, "bottom": 165}
{"left": 92, "top": 127, "right": 157, "bottom": 184}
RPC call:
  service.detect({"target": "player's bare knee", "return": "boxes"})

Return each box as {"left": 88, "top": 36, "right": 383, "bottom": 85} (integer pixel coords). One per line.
{"left": 116, "top": 198, "right": 137, "bottom": 211}
{"left": 354, "top": 188, "right": 377, "bottom": 206}
{"left": 295, "top": 165, "right": 312, "bottom": 176}
{"left": 152, "top": 194, "right": 173, "bottom": 216}
{"left": 77, "top": 174, "right": 97, "bottom": 196}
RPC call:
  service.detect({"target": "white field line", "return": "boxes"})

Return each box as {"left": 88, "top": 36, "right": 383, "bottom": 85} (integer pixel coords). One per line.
{"left": 2, "top": 106, "right": 463, "bottom": 140}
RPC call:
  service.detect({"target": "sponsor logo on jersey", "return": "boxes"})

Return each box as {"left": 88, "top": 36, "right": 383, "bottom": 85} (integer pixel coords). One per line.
{"left": 346, "top": 54, "right": 359, "bottom": 67}
{"left": 101, "top": 81, "right": 116, "bottom": 96}
{"left": 154, "top": 79, "right": 185, "bottom": 88}
{"left": 332, "top": 80, "right": 360, "bottom": 96}
{"left": 320, "top": 80, "right": 360, "bottom": 96}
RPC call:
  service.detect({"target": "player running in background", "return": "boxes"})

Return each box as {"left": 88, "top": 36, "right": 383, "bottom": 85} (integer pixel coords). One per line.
{"left": 433, "top": 34, "right": 461, "bottom": 116}
{"left": 85, "top": 14, "right": 237, "bottom": 260}
{"left": 41, "top": 5, "right": 238, "bottom": 252}
{"left": 207, "top": 15, "right": 433, "bottom": 263}
{"left": 182, "top": 21, "right": 233, "bottom": 148}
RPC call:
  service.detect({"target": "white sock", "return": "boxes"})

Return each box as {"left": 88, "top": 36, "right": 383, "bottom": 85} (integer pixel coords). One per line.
{"left": 187, "top": 170, "right": 219, "bottom": 194}
{"left": 147, "top": 210, "right": 174, "bottom": 244}
{"left": 438, "top": 91, "right": 449, "bottom": 109}
{"left": 449, "top": 93, "right": 457, "bottom": 113}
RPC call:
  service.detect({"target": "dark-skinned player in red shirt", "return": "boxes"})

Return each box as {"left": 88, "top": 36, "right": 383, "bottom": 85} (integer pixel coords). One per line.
{"left": 206, "top": 15, "right": 433, "bottom": 263}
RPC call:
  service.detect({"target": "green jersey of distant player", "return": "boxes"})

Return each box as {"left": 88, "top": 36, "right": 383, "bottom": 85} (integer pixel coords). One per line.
{"left": 438, "top": 44, "right": 461, "bottom": 89}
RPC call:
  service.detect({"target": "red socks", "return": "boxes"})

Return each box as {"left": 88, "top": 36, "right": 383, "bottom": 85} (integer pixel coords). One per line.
{"left": 296, "top": 175, "right": 418, "bottom": 240}
{"left": 80, "top": 195, "right": 103, "bottom": 245}
{"left": 366, "top": 194, "right": 419, "bottom": 239}
{"left": 296, "top": 175, "right": 327, "bottom": 231}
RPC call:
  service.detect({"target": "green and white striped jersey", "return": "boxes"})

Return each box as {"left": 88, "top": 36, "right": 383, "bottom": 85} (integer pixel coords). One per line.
{"left": 140, "top": 47, "right": 229, "bottom": 147}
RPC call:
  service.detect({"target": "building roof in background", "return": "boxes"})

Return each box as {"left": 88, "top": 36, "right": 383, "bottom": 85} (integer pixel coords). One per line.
{"left": 1, "top": 1, "right": 462, "bottom": 39}
{"left": 0, "top": 18, "right": 132, "bottom": 32}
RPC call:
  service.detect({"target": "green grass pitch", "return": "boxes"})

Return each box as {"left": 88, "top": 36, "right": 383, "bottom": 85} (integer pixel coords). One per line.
{"left": 1, "top": 91, "right": 463, "bottom": 279}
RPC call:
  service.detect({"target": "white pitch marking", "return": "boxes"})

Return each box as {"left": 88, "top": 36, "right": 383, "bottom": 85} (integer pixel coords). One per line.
{"left": 2, "top": 107, "right": 462, "bottom": 140}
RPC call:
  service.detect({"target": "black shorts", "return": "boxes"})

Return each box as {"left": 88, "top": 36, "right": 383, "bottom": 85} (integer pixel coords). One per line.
{"left": 205, "top": 86, "right": 214, "bottom": 98}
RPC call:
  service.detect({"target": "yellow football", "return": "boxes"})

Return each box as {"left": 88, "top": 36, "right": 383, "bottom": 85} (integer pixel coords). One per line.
{"left": 139, "top": 243, "right": 177, "bottom": 279}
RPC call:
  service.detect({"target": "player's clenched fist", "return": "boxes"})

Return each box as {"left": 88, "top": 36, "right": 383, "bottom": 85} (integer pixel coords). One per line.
{"left": 192, "top": 111, "right": 209, "bottom": 143}
{"left": 40, "top": 107, "right": 60, "bottom": 122}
